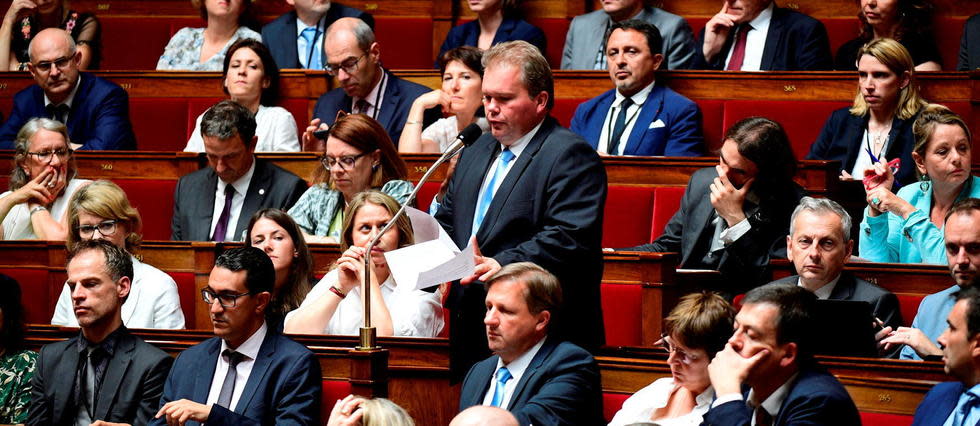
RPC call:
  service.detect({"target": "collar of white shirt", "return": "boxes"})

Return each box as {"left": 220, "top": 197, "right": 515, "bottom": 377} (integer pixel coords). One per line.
{"left": 498, "top": 119, "right": 544, "bottom": 160}
{"left": 353, "top": 68, "right": 386, "bottom": 113}
{"left": 614, "top": 80, "right": 655, "bottom": 108}
{"left": 493, "top": 336, "right": 547, "bottom": 389}
{"left": 221, "top": 320, "right": 267, "bottom": 358}
{"left": 295, "top": 14, "right": 327, "bottom": 36}
{"left": 748, "top": 371, "right": 798, "bottom": 421}
{"left": 748, "top": 2, "right": 775, "bottom": 34}
{"left": 44, "top": 74, "right": 82, "bottom": 109}
{"left": 797, "top": 274, "right": 841, "bottom": 300}
{"left": 218, "top": 158, "right": 257, "bottom": 200}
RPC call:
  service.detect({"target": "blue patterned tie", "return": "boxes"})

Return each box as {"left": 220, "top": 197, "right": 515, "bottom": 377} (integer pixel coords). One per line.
{"left": 300, "top": 26, "right": 321, "bottom": 70}
{"left": 490, "top": 366, "right": 512, "bottom": 408}
{"left": 472, "top": 148, "right": 515, "bottom": 235}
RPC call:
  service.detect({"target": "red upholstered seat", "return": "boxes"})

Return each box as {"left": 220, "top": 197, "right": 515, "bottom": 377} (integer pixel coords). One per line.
{"left": 603, "top": 186, "right": 656, "bottom": 248}
{"left": 279, "top": 98, "right": 310, "bottom": 137}
{"left": 113, "top": 179, "right": 178, "bottom": 241}
{"left": 168, "top": 271, "right": 197, "bottom": 327}
{"left": 650, "top": 186, "right": 685, "bottom": 242}
{"left": 896, "top": 293, "right": 924, "bottom": 327}
{"left": 99, "top": 17, "right": 174, "bottom": 70}
{"left": 860, "top": 412, "right": 913, "bottom": 426}
{"left": 321, "top": 380, "right": 353, "bottom": 423}
{"left": 696, "top": 100, "right": 725, "bottom": 153}
{"left": 375, "top": 18, "right": 434, "bottom": 69}
{"left": 600, "top": 282, "right": 643, "bottom": 347}
{"left": 415, "top": 181, "right": 440, "bottom": 213}
{"left": 527, "top": 18, "right": 571, "bottom": 68}
{"left": 935, "top": 17, "right": 966, "bottom": 72}
{"left": 129, "top": 98, "right": 193, "bottom": 151}
{"left": 0, "top": 177, "right": 9, "bottom": 192}
{"left": 187, "top": 98, "right": 225, "bottom": 140}
{"left": 552, "top": 98, "right": 587, "bottom": 128}
{"left": 2, "top": 268, "right": 50, "bottom": 323}
{"left": 822, "top": 18, "right": 861, "bottom": 55}
{"left": 0, "top": 97, "right": 14, "bottom": 121}
{"left": 722, "top": 100, "right": 849, "bottom": 159}
{"left": 603, "top": 392, "right": 631, "bottom": 423}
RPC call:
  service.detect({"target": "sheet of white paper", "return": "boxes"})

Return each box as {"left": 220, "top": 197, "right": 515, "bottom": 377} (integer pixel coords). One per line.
{"left": 406, "top": 207, "right": 459, "bottom": 252}
{"left": 416, "top": 239, "right": 476, "bottom": 290}
{"left": 384, "top": 240, "right": 458, "bottom": 292}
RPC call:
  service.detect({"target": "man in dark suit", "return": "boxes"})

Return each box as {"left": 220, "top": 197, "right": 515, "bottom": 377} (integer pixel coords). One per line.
{"left": 171, "top": 100, "right": 306, "bottom": 242}
{"left": 959, "top": 14, "right": 980, "bottom": 71}
{"left": 623, "top": 117, "right": 804, "bottom": 292}
{"left": 911, "top": 286, "right": 980, "bottom": 426}
{"left": 0, "top": 28, "right": 135, "bottom": 150}
{"left": 570, "top": 20, "right": 703, "bottom": 157}
{"left": 694, "top": 0, "right": 832, "bottom": 71}
{"left": 302, "top": 17, "right": 437, "bottom": 150}
{"left": 261, "top": 1, "right": 373, "bottom": 70}
{"left": 434, "top": 40, "right": 607, "bottom": 378}
{"left": 27, "top": 240, "right": 172, "bottom": 426}
{"left": 152, "top": 247, "right": 320, "bottom": 426}
{"left": 770, "top": 196, "right": 903, "bottom": 332}
{"left": 703, "top": 283, "right": 860, "bottom": 425}
{"left": 458, "top": 263, "right": 602, "bottom": 426}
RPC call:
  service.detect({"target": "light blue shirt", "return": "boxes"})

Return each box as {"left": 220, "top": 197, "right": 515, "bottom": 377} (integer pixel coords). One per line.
{"left": 296, "top": 16, "right": 325, "bottom": 69}
{"left": 943, "top": 384, "right": 980, "bottom": 426}
{"left": 902, "top": 285, "right": 959, "bottom": 360}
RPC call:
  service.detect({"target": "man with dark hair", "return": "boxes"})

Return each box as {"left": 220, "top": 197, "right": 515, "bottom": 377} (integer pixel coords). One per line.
{"left": 151, "top": 247, "right": 320, "bottom": 426}
{"left": 458, "top": 262, "right": 602, "bottom": 426}
{"left": 261, "top": 0, "right": 374, "bottom": 70}
{"left": 435, "top": 40, "right": 607, "bottom": 378}
{"left": 911, "top": 286, "right": 980, "bottom": 424}
{"left": 623, "top": 116, "right": 805, "bottom": 291}
{"left": 703, "top": 283, "right": 860, "bottom": 425}
{"left": 884, "top": 198, "right": 980, "bottom": 360}
{"left": 570, "top": 20, "right": 703, "bottom": 157}
{"left": 171, "top": 100, "right": 306, "bottom": 241}
{"left": 27, "top": 239, "right": 172, "bottom": 426}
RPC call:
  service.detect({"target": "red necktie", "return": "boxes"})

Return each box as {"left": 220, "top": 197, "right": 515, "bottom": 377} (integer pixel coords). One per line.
{"left": 726, "top": 24, "right": 752, "bottom": 71}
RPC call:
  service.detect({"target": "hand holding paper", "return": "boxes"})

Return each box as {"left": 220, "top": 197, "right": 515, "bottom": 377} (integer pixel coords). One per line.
{"left": 461, "top": 236, "right": 501, "bottom": 285}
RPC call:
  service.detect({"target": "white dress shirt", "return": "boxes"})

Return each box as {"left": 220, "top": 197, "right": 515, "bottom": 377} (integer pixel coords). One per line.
{"left": 481, "top": 337, "right": 547, "bottom": 408}
{"left": 296, "top": 15, "right": 326, "bottom": 69}
{"left": 206, "top": 322, "right": 268, "bottom": 411}
{"left": 209, "top": 160, "right": 256, "bottom": 242}
{"left": 598, "top": 81, "right": 655, "bottom": 155}
{"left": 608, "top": 378, "right": 715, "bottom": 426}
{"left": 797, "top": 274, "right": 841, "bottom": 300}
{"left": 43, "top": 74, "right": 81, "bottom": 122}
{"left": 712, "top": 372, "right": 798, "bottom": 425}
{"left": 473, "top": 120, "right": 543, "bottom": 213}
{"left": 850, "top": 128, "right": 891, "bottom": 178}
{"left": 724, "top": 2, "right": 774, "bottom": 71}
{"left": 353, "top": 70, "right": 387, "bottom": 119}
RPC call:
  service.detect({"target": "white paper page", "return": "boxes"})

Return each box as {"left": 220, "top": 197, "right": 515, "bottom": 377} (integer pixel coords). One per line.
{"left": 406, "top": 207, "right": 460, "bottom": 252}
{"left": 384, "top": 240, "right": 458, "bottom": 292}
{"left": 415, "top": 239, "right": 476, "bottom": 290}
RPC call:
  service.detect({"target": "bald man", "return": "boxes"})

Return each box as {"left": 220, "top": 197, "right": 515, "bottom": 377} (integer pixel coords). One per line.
{"left": 451, "top": 406, "right": 519, "bottom": 426}
{"left": 0, "top": 28, "right": 135, "bottom": 150}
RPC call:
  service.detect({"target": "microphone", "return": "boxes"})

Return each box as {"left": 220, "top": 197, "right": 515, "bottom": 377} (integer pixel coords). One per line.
{"left": 442, "top": 122, "right": 484, "bottom": 159}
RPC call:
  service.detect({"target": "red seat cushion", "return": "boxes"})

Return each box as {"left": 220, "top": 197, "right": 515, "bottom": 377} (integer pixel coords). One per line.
{"left": 603, "top": 392, "right": 631, "bottom": 423}
{"left": 822, "top": 18, "right": 862, "bottom": 56}
{"left": 129, "top": 98, "right": 191, "bottom": 151}
{"left": 321, "top": 380, "right": 353, "bottom": 423}
{"left": 415, "top": 181, "right": 441, "bottom": 213}
{"left": 935, "top": 17, "right": 965, "bottom": 71}
{"left": 168, "top": 271, "right": 196, "bottom": 327}
{"left": 723, "top": 100, "right": 849, "bottom": 160}
{"left": 113, "top": 179, "right": 178, "bottom": 241}
{"left": 860, "top": 412, "right": 913, "bottom": 426}
{"left": 601, "top": 282, "right": 643, "bottom": 347}
{"left": 99, "top": 17, "right": 174, "bottom": 70}
{"left": 650, "top": 186, "right": 685, "bottom": 242}
{"left": 604, "top": 186, "right": 656, "bottom": 248}
{"left": 375, "top": 18, "right": 433, "bottom": 69}
{"left": 897, "top": 293, "right": 924, "bottom": 327}
{"left": 527, "top": 18, "right": 570, "bottom": 69}
{"left": 553, "top": 98, "right": 587, "bottom": 129}
{"left": 279, "top": 98, "right": 310, "bottom": 136}
{"left": 187, "top": 98, "right": 225, "bottom": 140}
{"left": 1, "top": 268, "right": 50, "bottom": 323}
{"left": 696, "top": 100, "right": 725, "bottom": 154}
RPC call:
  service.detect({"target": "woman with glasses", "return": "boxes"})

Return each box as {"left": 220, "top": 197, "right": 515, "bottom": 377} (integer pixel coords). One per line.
{"left": 438, "top": 0, "right": 545, "bottom": 61}
{"left": 284, "top": 190, "right": 443, "bottom": 337}
{"left": 184, "top": 39, "right": 299, "bottom": 153}
{"left": 0, "top": 0, "right": 100, "bottom": 70}
{"left": 288, "top": 113, "right": 411, "bottom": 244}
{"left": 51, "top": 180, "right": 185, "bottom": 329}
{"left": 0, "top": 118, "right": 88, "bottom": 240}
{"left": 608, "top": 292, "right": 735, "bottom": 426}
{"left": 156, "top": 0, "right": 260, "bottom": 71}
{"left": 246, "top": 208, "right": 312, "bottom": 330}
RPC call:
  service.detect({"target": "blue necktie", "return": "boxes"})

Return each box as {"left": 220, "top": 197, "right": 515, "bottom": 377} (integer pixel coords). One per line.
{"left": 472, "top": 148, "right": 515, "bottom": 235}
{"left": 952, "top": 391, "right": 980, "bottom": 426}
{"left": 300, "top": 26, "right": 321, "bottom": 70}
{"left": 489, "top": 367, "right": 512, "bottom": 408}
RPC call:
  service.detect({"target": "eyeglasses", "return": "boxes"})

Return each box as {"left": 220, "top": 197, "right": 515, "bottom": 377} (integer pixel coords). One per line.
{"left": 325, "top": 54, "right": 365, "bottom": 76}
{"left": 78, "top": 220, "right": 120, "bottom": 238}
{"left": 320, "top": 152, "right": 368, "bottom": 171}
{"left": 661, "top": 335, "right": 701, "bottom": 365}
{"left": 33, "top": 56, "right": 73, "bottom": 73}
{"left": 27, "top": 148, "right": 71, "bottom": 163}
{"left": 201, "top": 288, "right": 252, "bottom": 308}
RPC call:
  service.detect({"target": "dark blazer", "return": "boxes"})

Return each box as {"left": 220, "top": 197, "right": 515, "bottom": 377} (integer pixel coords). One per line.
{"left": 438, "top": 17, "right": 546, "bottom": 64}
{"left": 570, "top": 84, "right": 704, "bottom": 156}
{"left": 435, "top": 116, "right": 607, "bottom": 377}
{"left": 171, "top": 158, "right": 306, "bottom": 241}
{"left": 912, "top": 381, "right": 978, "bottom": 426}
{"left": 629, "top": 167, "right": 805, "bottom": 292}
{"left": 701, "top": 367, "right": 860, "bottom": 425}
{"left": 26, "top": 328, "right": 173, "bottom": 426}
{"left": 694, "top": 7, "right": 832, "bottom": 71}
{"left": 0, "top": 72, "right": 136, "bottom": 150}
{"left": 959, "top": 14, "right": 980, "bottom": 71}
{"left": 807, "top": 107, "right": 917, "bottom": 187}
{"left": 261, "top": 4, "right": 374, "bottom": 69}
{"left": 311, "top": 70, "right": 437, "bottom": 145}
{"left": 770, "top": 272, "right": 903, "bottom": 329}
{"left": 459, "top": 338, "right": 603, "bottom": 426}
{"left": 149, "top": 331, "right": 321, "bottom": 426}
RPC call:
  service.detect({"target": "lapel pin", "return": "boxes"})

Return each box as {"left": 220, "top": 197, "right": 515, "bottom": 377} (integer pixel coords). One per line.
{"left": 259, "top": 189, "right": 266, "bottom": 195}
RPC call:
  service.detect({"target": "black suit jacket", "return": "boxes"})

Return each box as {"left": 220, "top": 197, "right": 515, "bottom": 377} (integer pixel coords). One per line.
{"left": 694, "top": 7, "right": 832, "bottom": 70}
{"left": 629, "top": 167, "right": 805, "bottom": 293}
{"left": 171, "top": 158, "right": 307, "bottom": 241}
{"left": 435, "top": 117, "right": 607, "bottom": 377}
{"left": 260, "top": 4, "right": 374, "bottom": 69}
{"left": 26, "top": 328, "right": 173, "bottom": 426}
{"left": 459, "top": 338, "right": 603, "bottom": 426}
{"left": 807, "top": 107, "right": 917, "bottom": 187}
{"left": 959, "top": 14, "right": 980, "bottom": 71}
{"left": 770, "top": 272, "right": 903, "bottom": 329}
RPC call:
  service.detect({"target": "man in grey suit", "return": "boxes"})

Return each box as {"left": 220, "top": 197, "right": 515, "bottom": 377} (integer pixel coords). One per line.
{"left": 27, "top": 239, "right": 173, "bottom": 426}
{"left": 770, "top": 197, "right": 903, "bottom": 339}
{"left": 171, "top": 100, "right": 306, "bottom": 242}
{"left": 561, "top": 0, "right": 696, "bottom": 70}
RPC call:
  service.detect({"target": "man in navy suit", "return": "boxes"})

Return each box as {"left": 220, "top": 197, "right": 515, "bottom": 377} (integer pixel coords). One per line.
{"left": 695, "top": 0, "right": 832, "bottom": 71}
{"left": 0, "top": 28, "right": 135, "bottom": 150}
{"left": 912, "top": 286, "right": 980, "bottom": 426}
{"left": 302, "top": 17, "right": 437, "bottom": 150}
{"left": 458, "top": 263, "right": 602, "bottom": 426}
{"left": 261, "top": 0, "right": 373, "bottom": 70}
{"left": 703, "top": 283, "right": 860, "bottom": 425}
{"left": 151, "top": 247, "right": 321, "bottom": 426}
{"left": 434, "top": 41, "right": 607, "bottom": 378}
{"left": 570, "top": 20, "right": 703, "bottom": 157}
